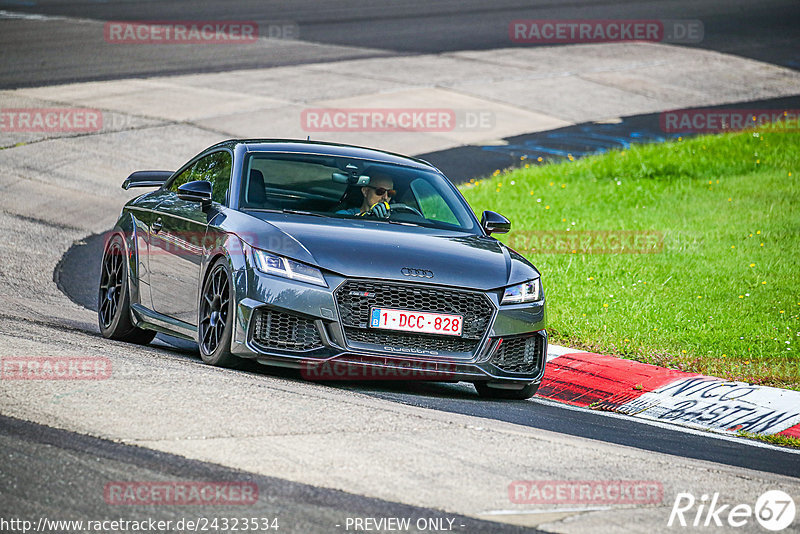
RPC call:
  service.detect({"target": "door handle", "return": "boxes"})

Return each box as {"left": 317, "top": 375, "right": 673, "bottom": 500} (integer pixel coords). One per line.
{"left": 152, "top": 217, "right": 163, "bottom": 233}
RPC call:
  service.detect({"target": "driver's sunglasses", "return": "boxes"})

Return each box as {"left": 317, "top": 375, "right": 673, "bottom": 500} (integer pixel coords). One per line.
{"left": 367, "top": 186, "right": 396, "bottom": 197}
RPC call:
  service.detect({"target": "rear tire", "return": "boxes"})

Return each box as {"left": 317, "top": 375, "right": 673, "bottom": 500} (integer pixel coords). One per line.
{"left": 198, "top": 258, "right": 241, "bottom": 368}
{"left": 473, "top": 381, "right": 539, "bottom": 400}
{"left": 98, "top": 234, "right": 156, "bottom": 345}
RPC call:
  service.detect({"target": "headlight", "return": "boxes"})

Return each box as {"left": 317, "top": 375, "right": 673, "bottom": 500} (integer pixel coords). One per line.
{"left": 501, "top": 279, "right": 541, "bottom": 304}
{"left": 251, "top": 249, "right": 327, "bottom": 287}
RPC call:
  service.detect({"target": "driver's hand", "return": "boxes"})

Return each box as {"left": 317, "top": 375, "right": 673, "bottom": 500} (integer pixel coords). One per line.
{"left": 368, "top": 201, "right": 390, "bottom": 218}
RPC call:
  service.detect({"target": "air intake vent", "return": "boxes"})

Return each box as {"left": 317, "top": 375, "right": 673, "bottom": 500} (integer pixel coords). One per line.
{"left": 252, "top": 309, "right": 323, "bottom": 351}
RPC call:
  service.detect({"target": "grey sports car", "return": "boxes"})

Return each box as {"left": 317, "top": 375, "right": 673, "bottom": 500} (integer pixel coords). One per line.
{"left": 99, "top": 139, "right": 547, "bottom": 399}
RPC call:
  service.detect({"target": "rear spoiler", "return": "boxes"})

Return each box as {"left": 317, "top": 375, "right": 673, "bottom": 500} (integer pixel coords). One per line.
{"left": 122, "top": 170, "right": 173, "bottom": 190}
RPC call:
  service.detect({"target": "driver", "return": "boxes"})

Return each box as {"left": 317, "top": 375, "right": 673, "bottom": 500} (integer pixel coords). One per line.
{"left": 337, "top": 173, "right": 395, "bottom": 218}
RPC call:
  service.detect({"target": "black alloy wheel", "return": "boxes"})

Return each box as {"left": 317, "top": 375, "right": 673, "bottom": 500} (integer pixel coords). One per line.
{"left": 198, "top": 258, "right": 239, "bottom": 367}
{"left": 97, "top": 234, "right": 156, "bottom": 344}
{"left": 98, "top": 239, "right": 124, "bottom": 329}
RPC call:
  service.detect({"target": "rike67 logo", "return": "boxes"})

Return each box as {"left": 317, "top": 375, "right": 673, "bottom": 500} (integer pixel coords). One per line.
{"left": 668, "top": 490, "right": 796, "bottom": 531}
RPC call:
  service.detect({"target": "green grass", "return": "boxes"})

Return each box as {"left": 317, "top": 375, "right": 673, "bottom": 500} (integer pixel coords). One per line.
{"left": 737, "top": 430, "right": 800, "bottom": 449}
{"left": 460, "top": 127, "right": 800, "bottom": 389}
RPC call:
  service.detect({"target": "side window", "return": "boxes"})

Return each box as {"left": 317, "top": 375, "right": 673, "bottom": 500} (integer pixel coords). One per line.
{"left": 197, "top": 151, "right": 232, "bottom": 204}
{"left": 169, "top": 151, "right": 232, "bottom": 205}
{"left": 168, "top": 166, "right": 194, "bottom": 193}
{"left": 410, "top": 178, "right": 459, "bottom": 225}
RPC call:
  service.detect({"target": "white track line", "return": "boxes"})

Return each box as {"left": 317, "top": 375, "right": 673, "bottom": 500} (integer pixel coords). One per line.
{"left": 0, "top": 10, "right": 74, "bottom": 21}
{"left": 533, "top": 397, "right": 800, "bottom": 455}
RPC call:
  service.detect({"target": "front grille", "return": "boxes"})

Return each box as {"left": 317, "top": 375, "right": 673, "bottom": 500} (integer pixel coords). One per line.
{"left": 333, "top": 354, "right": 482, "bottom": 377}
{"left": 491, "top": 334, "right": 545, "bottom": 374}
{"left": 251, "top": 309, "right": 323, "bottom": 351}
{"left": 335, "top": 280, "right": 494, "bottom": 354}
{"left": 344, "top": 328, "right": 478, "bottom": 353}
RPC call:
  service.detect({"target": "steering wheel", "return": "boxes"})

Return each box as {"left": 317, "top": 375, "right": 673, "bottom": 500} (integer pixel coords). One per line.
{"left": 389, "top": 203, "right": 424, "bottom": 218}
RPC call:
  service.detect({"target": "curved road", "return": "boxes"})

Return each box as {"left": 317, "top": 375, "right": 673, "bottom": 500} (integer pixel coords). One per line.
{"left": 1, "top": 0, "right": 798, "bottom": 88}
{"left": 2, "top": 1, "right": 799, "bottom": 532}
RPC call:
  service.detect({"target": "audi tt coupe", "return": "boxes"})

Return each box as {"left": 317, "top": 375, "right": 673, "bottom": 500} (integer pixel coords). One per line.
{"left": 99, "top": 139, "right": 547, "bottom": 399}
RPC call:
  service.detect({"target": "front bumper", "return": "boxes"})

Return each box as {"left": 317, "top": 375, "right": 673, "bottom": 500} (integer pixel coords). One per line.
{"left": 229, "top": 269, "right": 547, "bottom": 384}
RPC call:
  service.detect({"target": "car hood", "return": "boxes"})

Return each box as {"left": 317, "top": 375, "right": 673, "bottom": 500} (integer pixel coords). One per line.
{"left": 230, "top": 213, "right": 539, "bottom": 291}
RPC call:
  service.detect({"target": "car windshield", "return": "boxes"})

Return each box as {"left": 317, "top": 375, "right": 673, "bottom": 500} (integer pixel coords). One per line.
{"left": 239, "top": 153, "right": 479, "bottom": 232}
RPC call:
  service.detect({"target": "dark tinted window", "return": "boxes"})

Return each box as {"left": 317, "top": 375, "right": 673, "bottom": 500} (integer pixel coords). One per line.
{"left": 239, "top": 153, "right": 478, "bottom": 232}
{"left": 169, "top": 150, "right": 232, "bottom": 204}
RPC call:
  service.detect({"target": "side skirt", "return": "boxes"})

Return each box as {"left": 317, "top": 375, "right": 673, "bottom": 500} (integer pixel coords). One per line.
{"left": 130, "top": 303, "right": 196, "bottom": 341}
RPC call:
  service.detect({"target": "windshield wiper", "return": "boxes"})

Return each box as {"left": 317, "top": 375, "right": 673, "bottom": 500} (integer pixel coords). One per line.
{"left": 249, "top": 208, "right": 329, "bottom": 218}
{"left": 280, "top": 209, "right": 329, "bottom": 217}
{"left": 381, "top": 219, "right": 426, "bottom": 228}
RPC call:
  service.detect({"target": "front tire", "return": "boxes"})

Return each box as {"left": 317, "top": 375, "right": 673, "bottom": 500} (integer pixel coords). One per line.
{"left": 473, "top": 381, "right": 540, "bottom": 400}
{"left": 198, "top": 258, "right": 240, "bottom": 368}
{"left": 98, "top": 234, "right": 156, "bottom": 344}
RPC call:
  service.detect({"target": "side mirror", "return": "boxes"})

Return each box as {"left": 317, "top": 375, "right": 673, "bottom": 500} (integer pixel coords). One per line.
{"left": 177, "top": 180, "right": 213, "bottom": 207}
{"left": 481, "top": 210, "right": 511, "bottom": 235}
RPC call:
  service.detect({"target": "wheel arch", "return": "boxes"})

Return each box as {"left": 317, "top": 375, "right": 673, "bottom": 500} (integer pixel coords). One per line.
{"left": 108, "top": 210, "right": 139, "bottom": 290}
{"left": 199, "top": 229, "right": 249, "bottom": 302}
{"left": 101, "top": 225, "right": 138, "bottom": 306}
{"left": 200, "top": 252, "right": 229, "bottom": 291}
{"left": 98, "top": 225, "right": 156, "bottom": 345}
{"left": 197, "top": 247, "right": 240, "bottom": 327}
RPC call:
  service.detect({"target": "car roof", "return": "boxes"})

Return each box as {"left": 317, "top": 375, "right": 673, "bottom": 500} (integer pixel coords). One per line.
{"left": 207, "top": 139, "right": 437, "bottom": 171}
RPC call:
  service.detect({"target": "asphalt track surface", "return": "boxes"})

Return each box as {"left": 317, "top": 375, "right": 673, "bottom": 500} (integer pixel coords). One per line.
{"left": 54, "top": 231, "right": 800, "bottom": 479}
{"left": 24, "top": 0, "right": 800, "bottom": 484}
{"left": 45, "top": 88, "right": 800, "bottom": 480}
{"left": 0, "top": 0, "right": 799, "bottom": 88}
{"left": 420, "top": 95, "right": 800, "bottom": 182}
{"left": 0, "top": 415, "right": 536, "bottom": 533}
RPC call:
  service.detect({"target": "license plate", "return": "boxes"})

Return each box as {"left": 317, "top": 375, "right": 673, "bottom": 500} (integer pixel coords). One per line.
{"left": 370, "top": 308, "right": 463, "bottom": 336}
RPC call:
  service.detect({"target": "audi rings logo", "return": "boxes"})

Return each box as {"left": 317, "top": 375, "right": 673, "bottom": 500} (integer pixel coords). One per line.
{"left": 401, "top": 267, "right": 434, "bottom": 278}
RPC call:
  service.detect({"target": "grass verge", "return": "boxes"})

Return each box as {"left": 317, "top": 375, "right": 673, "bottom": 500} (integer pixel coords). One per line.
{"left": 460, "top": 126, "right": 799, "bottom": 390}
{"left": 736, "top": 430, "right": 800, "bottom": 449}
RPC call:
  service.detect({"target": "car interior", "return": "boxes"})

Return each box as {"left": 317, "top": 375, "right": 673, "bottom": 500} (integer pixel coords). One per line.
{"left": 238, "top": 155, "right": 467, "bottom": 230}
